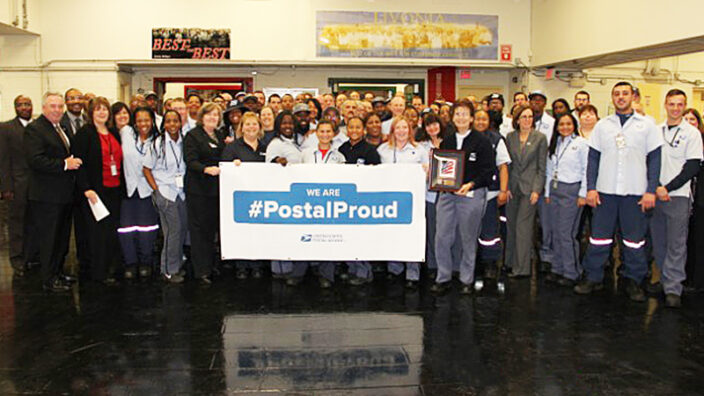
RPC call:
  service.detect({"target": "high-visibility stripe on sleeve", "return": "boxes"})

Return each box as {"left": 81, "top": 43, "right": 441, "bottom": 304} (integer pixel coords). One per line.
{"left": 478, "top": 237, "right": 502, "bottom": 246}
{"left": 622, "top": 239, "right": 646, "bottom": 249}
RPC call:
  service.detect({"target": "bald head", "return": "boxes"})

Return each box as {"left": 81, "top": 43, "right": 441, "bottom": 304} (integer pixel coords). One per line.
{"left": 14, "top": 95, "right": 32, "bottom": 120}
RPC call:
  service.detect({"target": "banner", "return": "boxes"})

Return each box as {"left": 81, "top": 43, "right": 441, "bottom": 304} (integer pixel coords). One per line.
{"left": 152, "top": 28, "right": 230, "bottom": 59}
{"left": 316, "top": 11, "right": 498, "bottom": 59}
{"left": 219, "top": 163, "right": 426, "bottom": 261}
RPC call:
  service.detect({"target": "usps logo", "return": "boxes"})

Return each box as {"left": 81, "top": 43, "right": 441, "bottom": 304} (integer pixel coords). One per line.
{"left": 301, "top": 234, "right": 312, "bottom": 242}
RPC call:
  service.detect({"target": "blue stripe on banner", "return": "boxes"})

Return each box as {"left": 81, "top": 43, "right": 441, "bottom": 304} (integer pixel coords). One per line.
{"left": 233, "top": 183, "right": 413, "bottom": 225}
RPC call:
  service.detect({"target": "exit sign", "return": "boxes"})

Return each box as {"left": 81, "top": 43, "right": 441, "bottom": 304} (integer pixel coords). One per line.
{"left": 500, "top": 44, "right": 512, "bottom": 62}
{"left": 459, "top": 69, "right": 471, "bottom": 80}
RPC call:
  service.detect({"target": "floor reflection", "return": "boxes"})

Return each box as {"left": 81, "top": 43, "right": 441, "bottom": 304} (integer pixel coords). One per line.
{"left": 2, "top": 248, "right": 704, "bottom": 394}
{"left": 223, "top": 313, "right": 422, "bottom": 392}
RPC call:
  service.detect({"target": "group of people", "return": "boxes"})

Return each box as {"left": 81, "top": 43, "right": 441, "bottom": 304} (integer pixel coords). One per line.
{"left": 2, "top": 83, "right": 704, "bottom": 309}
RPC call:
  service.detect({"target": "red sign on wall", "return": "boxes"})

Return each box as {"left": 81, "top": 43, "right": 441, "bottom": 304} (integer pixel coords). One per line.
{"left": 500, "top": 44, "right": 512, "bottom": 62}
{"left": 459, "top": 69, "right": 472, "bottom": 80}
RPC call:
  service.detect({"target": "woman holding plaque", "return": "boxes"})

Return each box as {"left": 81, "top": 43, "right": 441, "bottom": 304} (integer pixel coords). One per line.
{"left": 504, "top": 105, "right": 547, "bottom": 278}
{"left": 377, "top": 116, "right": 429, "bottom": 289}
{"left": 429, "top": 101, "right": 495, "bottom": 295}
{"left": 543, "top": 113, "right": 588, "bottom": 286}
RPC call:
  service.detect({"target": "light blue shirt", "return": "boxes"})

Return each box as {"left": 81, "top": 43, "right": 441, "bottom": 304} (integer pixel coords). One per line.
{"left": 545, "top": 134, "right": 588, "bottom": 198}
{"left": 144, "top": 134, "right": 186, "bottom": 202}
{"left": 658, "top": 120, "right": 703, "bottom": 198}
{"left": 589, "top": 112, "right": 662, "bottom": 196}
{"left": 120, "top": 126, "right": 153, "bottom": 199}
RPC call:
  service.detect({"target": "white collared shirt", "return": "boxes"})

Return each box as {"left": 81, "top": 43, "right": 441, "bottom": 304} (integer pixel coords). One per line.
{"left": 487, "top": 138, "right": 511, "bottom": 201}
{"left": 658, "top": 120, "right": 703, "bottom": 198}
{"left": 534, "top": 112, "right": 555, "bottom": 145}
{"left": 545, "top": 134, "right": 589, "bottom": 198}
{"left": 589, "top": 112, "right": 662, "bottom": 196}
{"left": 265, "top": 136, "right": 303, "bottom": 164}
{"left": 19, "top": 117, "right": 30, "bottom": 127}
{"left": 377, "top": 141, "right": 428, "bottom": 165}
{"left": 120, "top": 126, "right": 154, "bottom": 199}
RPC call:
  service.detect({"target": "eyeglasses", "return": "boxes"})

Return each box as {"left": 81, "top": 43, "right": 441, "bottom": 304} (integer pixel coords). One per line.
{"left": 519, "top": 115, "right": 534, "bottom": 120}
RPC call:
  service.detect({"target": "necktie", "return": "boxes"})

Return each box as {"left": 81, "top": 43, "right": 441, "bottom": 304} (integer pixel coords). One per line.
{"left": 54, "top": 124, "right": 70, "bottom": 152}
{"left": 74, "top": 117, "right": 83, "bottom": 133}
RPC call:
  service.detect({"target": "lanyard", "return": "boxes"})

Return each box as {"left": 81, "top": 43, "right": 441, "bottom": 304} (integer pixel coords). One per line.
{"left": 555, "top": 136, "right": 574, "bottom": 167}
{"left": 100, "top": 132, "right": 114, "bottom": 160}
{"left": 168, "top": 139, "right": 182, "bottom": 170}
{"left": 135, "top": 138, "right": 147, "bottom": 156}
{"left": 662, "top": 125, "right": 681, "bottom": 148}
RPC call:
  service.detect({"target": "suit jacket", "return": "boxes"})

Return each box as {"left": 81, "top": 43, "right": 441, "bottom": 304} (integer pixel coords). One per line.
{"left": 60, "top": 112, "right": 86, "bottom": 137}
{"left": 23, "top": 114, "right": 76, "bottom": 204}
{"left": 71, "top": 124, "right": 125, "bottom": 196}
{"left": 184, "top": 125, "right": 225, "bottom": 197}
{"left": 0, "top": 117, "right": 30, "bottom": 192}
{"left": 505, "top": 129, "right": 547, "bottom": 196}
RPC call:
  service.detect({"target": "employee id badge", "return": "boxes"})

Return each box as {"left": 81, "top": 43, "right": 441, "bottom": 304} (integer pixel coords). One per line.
{"left": 615, "top": 133, "right": 627, "bottom": 149}
{"left": 175, "top": 174, "right": 184, "bottom": 188}
{"left": 552, "top": 172, "right": 559, "bottom": 190}
{"left": 109, "top": 157, "right": 118, "bottom": 176}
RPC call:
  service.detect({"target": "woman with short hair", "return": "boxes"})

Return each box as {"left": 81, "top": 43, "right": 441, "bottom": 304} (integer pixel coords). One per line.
{"left": 184, "top": 103, "right": 226, "bottom": 284}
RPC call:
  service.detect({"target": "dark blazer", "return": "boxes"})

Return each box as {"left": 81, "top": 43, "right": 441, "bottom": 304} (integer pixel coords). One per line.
{"left": 0, "top": 117, "right": 30, "bottom": 192}
{"left": 71, "top": 124, "right": 125, "bottom": 196}
{"left": 23, "top": 115, "right": 76, "bottom": 204}
{"left": 505, "top": 129, "right": 547, "bottom": 196}
{"left": 440, "top": 130, "right": 495, "bottom": 188}
{"left": 60, "top": 112, "right": 86, "bottom": 137}
{"left": 184, "top": 125, "right": 226, "bottom": 197}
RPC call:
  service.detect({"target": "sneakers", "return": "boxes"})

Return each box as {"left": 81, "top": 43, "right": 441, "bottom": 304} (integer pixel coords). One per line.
{"left": 665, "top": 293, "right": 681, "bottom": 308}
{"left": 573, "top": 279, "right": 604, "bottom": 295}
{"left": 624, "top": 279, "right": 645, "bottom": 302}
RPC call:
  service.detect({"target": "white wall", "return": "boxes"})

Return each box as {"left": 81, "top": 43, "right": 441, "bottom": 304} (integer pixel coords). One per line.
{"left": 34, "top": 0, "right": 530, "bottom": 64}
{"left": 531, "top": 0, "right": 704, "bottom": 66}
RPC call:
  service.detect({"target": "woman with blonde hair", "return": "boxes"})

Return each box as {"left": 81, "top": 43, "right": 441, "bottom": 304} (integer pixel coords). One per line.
{"left": 377, "top": 116, "right": 428, "bottom": 288}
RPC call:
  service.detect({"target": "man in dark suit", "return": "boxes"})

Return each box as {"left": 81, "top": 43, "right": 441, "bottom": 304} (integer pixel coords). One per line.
{"left": 59, "top": 88, "right": 91, "bottom": 277}
{"left": 24, "top": 92, "right": 83, "bottom": 292}
{"left": 0, "top": 95, "right": 39, "bottom": 276}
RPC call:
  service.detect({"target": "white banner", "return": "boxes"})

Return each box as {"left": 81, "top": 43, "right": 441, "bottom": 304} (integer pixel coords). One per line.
{"left": 219, "top": 162, "right": 426, "bottom": 261}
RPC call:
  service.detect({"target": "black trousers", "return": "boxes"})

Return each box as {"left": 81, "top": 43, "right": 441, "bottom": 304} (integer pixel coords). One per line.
{"left": 82, "top": 187, "right": 122, "bottom": 281}
{"left": 31, "top": 200, "right": 72, "bottom": 284}
{"left": 186, "top": 193, "right": 219, "bottom": 278}
{"left": 7, "top": 177, "right": 38, "bottom": 267}
{"left": 73, "top": 193, "right": 91, "bottom": 275}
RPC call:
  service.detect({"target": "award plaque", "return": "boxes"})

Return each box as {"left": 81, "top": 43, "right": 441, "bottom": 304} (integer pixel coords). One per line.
{"left": 429, "top": 149, "right": 465, "bottom": 192}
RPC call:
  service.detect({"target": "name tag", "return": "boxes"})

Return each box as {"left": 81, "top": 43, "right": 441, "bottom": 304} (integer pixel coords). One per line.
{"left": 175, "top": 174, "right": 184, "bottom": 188}
{"left": 615, "top": 134, "right": 626, "bottom": 149}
